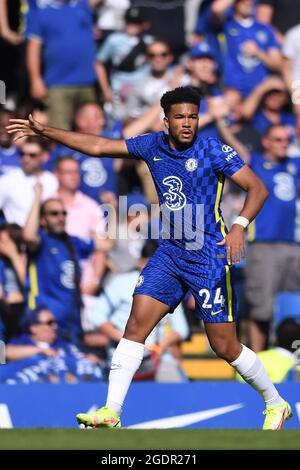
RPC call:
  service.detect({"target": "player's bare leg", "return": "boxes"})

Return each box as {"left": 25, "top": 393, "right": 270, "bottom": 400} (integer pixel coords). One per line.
{"left": 77, "top": 294, "right": 169, "bottom": 428}
{"left": 205, "top": 322, "right": 292, "bottom": 430}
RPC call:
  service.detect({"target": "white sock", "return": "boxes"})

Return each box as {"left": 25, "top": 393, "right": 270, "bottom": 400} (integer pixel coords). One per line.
{"left": 106, "top": 338, "right": 144, "bottom": 416}
{"left": 230, "top": 344, "right": 284, "bottom": 408}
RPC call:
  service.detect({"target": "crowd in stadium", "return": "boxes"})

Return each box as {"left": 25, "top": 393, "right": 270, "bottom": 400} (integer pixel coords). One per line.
{"left": 0, "top": 0, "right": 300, "bottom": 384}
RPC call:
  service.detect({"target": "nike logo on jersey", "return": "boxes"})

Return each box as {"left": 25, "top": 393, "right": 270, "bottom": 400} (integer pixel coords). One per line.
{"left": 211, "top": 309, "right": 223, "bottom": 316}
{"left": 153, "top": 157, "right": 163, "bottom": 161}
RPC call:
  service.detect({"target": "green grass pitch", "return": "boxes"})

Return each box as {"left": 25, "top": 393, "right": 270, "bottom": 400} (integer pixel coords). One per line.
{"left": 0, "top": 429, "right": 299, "bottom": 450}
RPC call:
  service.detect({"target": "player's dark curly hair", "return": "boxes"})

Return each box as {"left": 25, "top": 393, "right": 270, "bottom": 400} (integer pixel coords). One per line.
{"left": 160, "top": 86, "right": 202, "bottom": 115}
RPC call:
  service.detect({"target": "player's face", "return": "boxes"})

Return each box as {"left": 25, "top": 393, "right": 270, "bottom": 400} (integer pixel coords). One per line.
{"left": 41, "top": 200, "right": 67, "bottom": 234}
{"left": 164, "top": 103, "right": 199, "bottom": 149}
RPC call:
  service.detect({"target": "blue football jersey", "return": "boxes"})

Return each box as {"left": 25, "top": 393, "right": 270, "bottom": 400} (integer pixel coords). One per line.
{"left": 249, "top": 154, "right": 300, "bottom": 242}
{"left": 126, "top": 132, "right": 245, "bottom": 272}
{"left": 222, "top": 19, "right": 280, "bottom": 96}
{"left": 26, "top": 231, "right": 94, "bottom": 337}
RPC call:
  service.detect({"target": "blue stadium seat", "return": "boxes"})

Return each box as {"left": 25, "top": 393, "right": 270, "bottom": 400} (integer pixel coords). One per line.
{"left": 274, "top": 292, "right": 300, "bottom": 327}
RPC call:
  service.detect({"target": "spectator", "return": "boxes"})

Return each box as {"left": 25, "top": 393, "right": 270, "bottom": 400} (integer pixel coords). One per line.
{"left": 54, "top": 155, "right": 113, "bottom": 294}
{"left": 126, "top": 39, "right": 174, "bottom": 119}
{"left": 212, "top": 0, "right": 282, "bottom": 96}
{"left": 224, "top": 87, "right": 264, "bottom": 154}
{"left": 23, "top": 182, "right": 101, "bottom": 344}
{"left": 243, "top": 125, "right": 300, "bottom": 351}
{"left": 0, "top": 135, "right": 58, "bottom": 226}
{"left": 257, "top": 0, "right": 300, "bottom": 36}
{"left": 0, "top": 107, "right": 21, "bottom": 176}
{"left": 49, "top": 102, "right": 121, "bottom": 206}
{"left": 0, "top": 0, "right": 24, "bottom": 107}
{"left": 237, "top": 319, "right": 300, "bottom": 382}
{"left": 0, "top": 223, "right": 26, "bottom": 340}
{"left": 85, "top": 240, "right": 189, "bottom": 381}
{"left": 26, "top": 0, "right": 100, "bottom": 129}
{"left": 5, "top": 306, "right": 104, "bottom": 383}
{"left": 242, "top": 76, "right": 296, "bottom": 136}
{"left": 49, "top": 100, "right": 162, "bottom": 204}
{"left": 183, "top": 42, "right": 220, "bottom": 91}
{"left": 178, "top": 42, "right": 224, "bottom": 140}
{"left": 95, "top": 0, "right": 130, "bottom": 40}
{"left": 105, "top": 192, "right": 150, "bottom": 278}
{"left": 96, "top": 6, "right": 153, "bottom": 119}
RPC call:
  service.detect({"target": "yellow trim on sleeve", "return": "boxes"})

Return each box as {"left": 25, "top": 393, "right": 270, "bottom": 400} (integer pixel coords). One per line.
{"left": 215, "top": 175, "right": 227, "bottom": 238}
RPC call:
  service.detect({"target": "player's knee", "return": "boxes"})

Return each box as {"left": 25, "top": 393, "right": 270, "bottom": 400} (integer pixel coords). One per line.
{"left": 124, "top": 316, "right": 147, "bottom": 342}
{"left": 209, "top": 339, "right": 239, "bottom": 362}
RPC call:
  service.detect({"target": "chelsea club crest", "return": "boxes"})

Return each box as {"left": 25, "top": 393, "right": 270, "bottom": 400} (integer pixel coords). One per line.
{"left": 185, "top": 158, "right": 198, "bottom": 172}
{"left": 136, "top": 275, "right": 144, "bottom": 288}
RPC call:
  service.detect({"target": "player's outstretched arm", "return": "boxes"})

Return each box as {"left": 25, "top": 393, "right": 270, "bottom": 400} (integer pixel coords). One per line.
{"left": 6, "top": 114, "right": 131, "bottom": 159}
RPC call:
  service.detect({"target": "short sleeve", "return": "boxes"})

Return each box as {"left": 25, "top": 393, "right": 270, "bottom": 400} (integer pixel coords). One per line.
{"left": 26, "top": 10, "right": 43, "bottom": 41}
{"left": 125, "top": 133, "right": 157, "bottom": 162}
{"left": 209, "top": 139, "right": 245, "bottom": 177}
{"left": 97, "top": 34, "right": 116, "bottom": 63}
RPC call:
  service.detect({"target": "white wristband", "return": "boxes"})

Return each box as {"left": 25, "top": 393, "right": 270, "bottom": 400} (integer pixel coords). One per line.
{"left": 233, "top": 216, "right": 249, "bottom": 229}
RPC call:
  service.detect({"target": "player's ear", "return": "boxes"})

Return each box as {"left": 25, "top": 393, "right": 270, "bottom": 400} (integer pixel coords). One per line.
{"left": 163, "top": 116, "right": 169, "bottom": 130}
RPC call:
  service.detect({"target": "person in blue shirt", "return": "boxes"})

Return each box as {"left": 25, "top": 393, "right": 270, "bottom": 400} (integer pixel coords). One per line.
{"left": 211, "top": 0, "right": 282, "bottom": 96}
{"left": 48, "top": 102, "right": 121, "bottom": 205}
{"left": 26, "top": 0, "right": 99, "bottom": 130}
{"left": 242, "top": 76, "right": 296, "bottom": 136}
{"left": 4, "top": 306, "right": 104, "bottom": 383}
{"left": 243, "top": 124, "right": 300, "bottom": 352}
{"left": 22, "top": 182, "right": 96, "bottom": 344}
{"left": 0, "top": 108, "right": 21, "bottom": 177}
{"left": 7, "top": 86, "right": 292, "bottom": 430}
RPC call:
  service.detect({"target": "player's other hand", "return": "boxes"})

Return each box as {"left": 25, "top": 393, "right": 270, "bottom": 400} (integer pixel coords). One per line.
{"left": 217, "top": 224, "right": 245, "bottom": 265}
{"left": 6, "top": 114, "right": 45, "bottom": 142}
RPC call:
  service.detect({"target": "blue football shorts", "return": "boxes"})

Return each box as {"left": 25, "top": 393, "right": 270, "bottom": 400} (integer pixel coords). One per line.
{"left": 134, "top": 246, "right": 237, "bottom": 323}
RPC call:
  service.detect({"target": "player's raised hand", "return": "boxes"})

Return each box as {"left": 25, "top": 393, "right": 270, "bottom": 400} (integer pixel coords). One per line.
{"left": 6, "top": 114, "right": 45, "bottom": 142}
{"left": 217, "top": 224, "right": 245, "bottom": 265}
